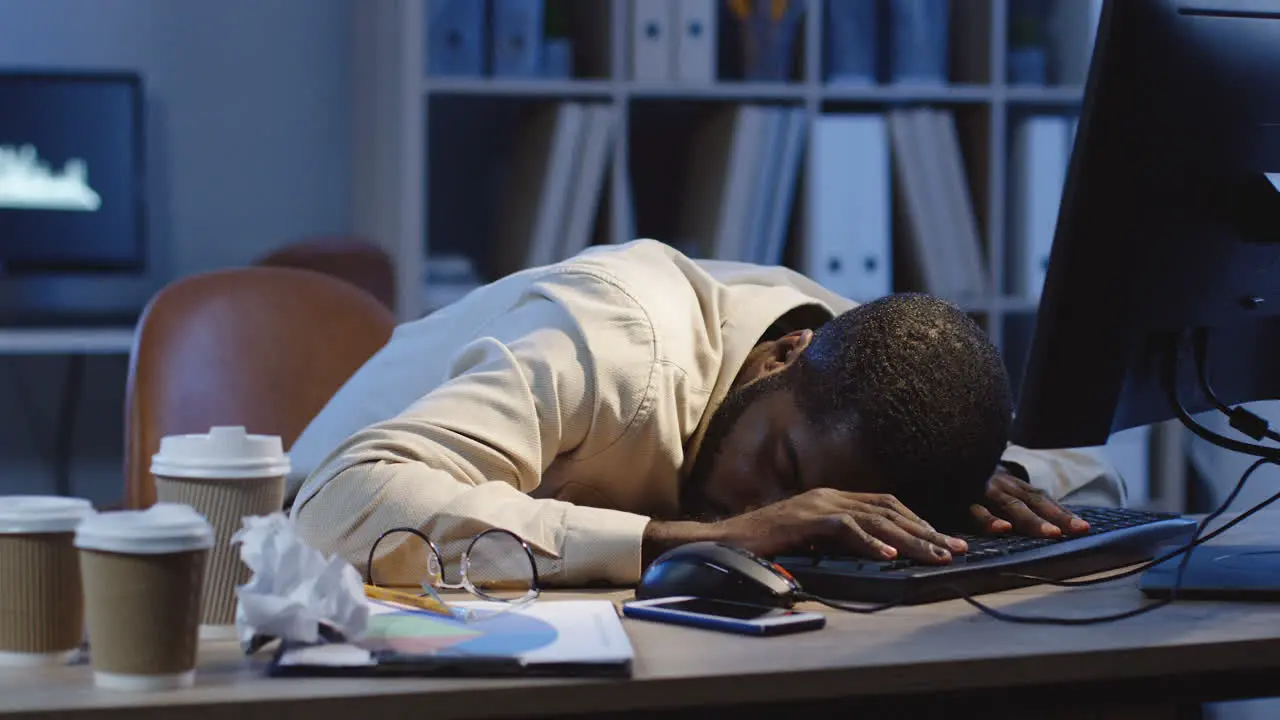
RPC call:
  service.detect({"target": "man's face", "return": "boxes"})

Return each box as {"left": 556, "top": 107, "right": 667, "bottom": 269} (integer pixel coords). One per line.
{"left": 681, "top": 361, "right": 865, "bottom": 521}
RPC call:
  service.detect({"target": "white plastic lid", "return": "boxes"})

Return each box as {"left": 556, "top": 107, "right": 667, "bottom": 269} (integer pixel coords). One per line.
{"left": 0, "top": 496, "right": 94, "bottom": 534}
{"left": 150, "top": 426, "right": 291, "bottom": 480}
{"left": 75, "top": 503, "right": 214, "bottom": 555}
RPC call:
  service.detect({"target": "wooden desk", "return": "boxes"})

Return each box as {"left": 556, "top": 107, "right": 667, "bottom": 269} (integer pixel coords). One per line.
{"left": 5, "top": 516, "right": 1280, "bottom": 720}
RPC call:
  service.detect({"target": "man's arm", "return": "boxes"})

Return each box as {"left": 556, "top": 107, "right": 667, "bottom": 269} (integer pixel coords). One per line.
{"left": 1001, "top": 444, "right": 1128, "bottom": 507}
{"left": 965, "top": 445, "right": 1127, "bottom": 537}
{"left": 291, "top": 272, "right": 655, "bottom": 587}
{"left": 641, "top": 521, "right": 718, "bottom": 566}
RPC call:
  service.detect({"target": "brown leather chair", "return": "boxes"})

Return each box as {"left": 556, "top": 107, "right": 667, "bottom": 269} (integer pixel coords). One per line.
{"left": 124, "top": 266, "right": 396, "bottom": 509}
{"left": 257, "top": 236, "right": 396, "bottom": 313}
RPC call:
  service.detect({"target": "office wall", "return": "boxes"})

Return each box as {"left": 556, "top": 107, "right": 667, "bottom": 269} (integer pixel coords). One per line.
{"left": 0, "top": 0, "right": 353, "bottom": 505}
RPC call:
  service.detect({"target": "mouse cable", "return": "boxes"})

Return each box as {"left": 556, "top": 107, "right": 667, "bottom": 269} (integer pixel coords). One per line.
{"left": 794, "top": 592, "right": 902, "bottom": 615}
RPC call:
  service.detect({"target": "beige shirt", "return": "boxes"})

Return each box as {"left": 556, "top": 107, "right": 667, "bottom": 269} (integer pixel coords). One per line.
{"left": 290, "top": 240, "right": 1124, "bottom": 587}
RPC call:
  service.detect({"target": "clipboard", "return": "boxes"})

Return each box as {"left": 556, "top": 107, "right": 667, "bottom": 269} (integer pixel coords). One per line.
{"left": 266, "top": 599, "right": 634, "bottom": 679}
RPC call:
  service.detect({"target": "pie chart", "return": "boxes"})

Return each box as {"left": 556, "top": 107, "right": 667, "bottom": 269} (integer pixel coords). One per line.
{"left": 360, "top": 605, "right": 559, "bottom": 656}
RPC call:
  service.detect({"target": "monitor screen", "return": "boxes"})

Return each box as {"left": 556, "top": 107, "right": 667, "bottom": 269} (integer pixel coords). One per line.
{"left": 0, "top": 72, "right": 145, "bottom": 274}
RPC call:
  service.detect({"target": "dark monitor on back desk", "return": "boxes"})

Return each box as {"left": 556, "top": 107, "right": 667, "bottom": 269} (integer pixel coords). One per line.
{"left": 1012, "top": 0, "right": 1280, "bottom": 454}
{"left": 0, "top": 71, "right": 150, "bottom": 325}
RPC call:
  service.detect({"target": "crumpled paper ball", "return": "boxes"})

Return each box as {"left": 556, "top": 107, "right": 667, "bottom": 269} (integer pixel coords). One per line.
{"left": 232, "top": 512, "right": 369, "bottom": 651}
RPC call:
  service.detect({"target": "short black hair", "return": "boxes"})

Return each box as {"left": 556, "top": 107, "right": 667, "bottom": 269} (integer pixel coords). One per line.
{"left": 790, "top": 294, "right": 1013, "bottom": 528}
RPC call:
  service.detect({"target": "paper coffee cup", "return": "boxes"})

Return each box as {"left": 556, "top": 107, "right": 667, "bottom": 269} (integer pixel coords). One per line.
{"left": 76, "top": 503, "right": 213, "bottom": 691}
{"left": 150, "top": 426, "right": 289, "bottom": 638}
{"left": 0, "top": 495, "right": 95, "bottom": 666}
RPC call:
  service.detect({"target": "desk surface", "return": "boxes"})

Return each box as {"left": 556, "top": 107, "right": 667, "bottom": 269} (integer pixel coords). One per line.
{"left": 5, "top": 515, "right": 1280, "bottom": 719}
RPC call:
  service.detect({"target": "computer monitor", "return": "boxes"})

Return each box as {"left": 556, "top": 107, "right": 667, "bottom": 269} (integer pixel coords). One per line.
{"left": 0, "top": 71, "right": 152, "bottom": 324}
{"left": 1012, "top": 0, "right": 1280, "bottom": 451}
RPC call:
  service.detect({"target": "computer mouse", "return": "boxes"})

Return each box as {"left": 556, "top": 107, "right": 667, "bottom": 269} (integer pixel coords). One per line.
{"left": 635, "top": 541, "right": 802, "bottom": 608}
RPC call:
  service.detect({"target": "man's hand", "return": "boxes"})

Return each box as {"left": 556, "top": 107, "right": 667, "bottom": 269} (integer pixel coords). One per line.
{"left": 970, "top": 468, "right": 1091, "bottom": 537}
{"left": 646, "top": 488, "right": 969, "bottom": 565}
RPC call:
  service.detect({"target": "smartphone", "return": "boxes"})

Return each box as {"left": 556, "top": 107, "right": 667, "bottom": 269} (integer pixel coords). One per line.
{"left": 622, "top": 596, "right": 826, "bottom": 636}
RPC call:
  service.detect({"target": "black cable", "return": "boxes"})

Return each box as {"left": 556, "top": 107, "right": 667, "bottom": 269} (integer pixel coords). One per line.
{"left": 1167, "top": 343, "right": 1280, "bottom": 460}
{"left": 796, "top": 592, "right": 899, "bottom": 615}
{"left": 1192, "top": 328, "right": 1280, "bottom": 444}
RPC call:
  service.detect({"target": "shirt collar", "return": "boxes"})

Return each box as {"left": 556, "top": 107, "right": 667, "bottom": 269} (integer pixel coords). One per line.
{"left": 680, "top": 288, "right": 837, "bottom": 479}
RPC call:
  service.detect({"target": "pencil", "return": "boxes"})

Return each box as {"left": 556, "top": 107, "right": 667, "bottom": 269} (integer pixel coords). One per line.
{"left": 363, "top": 584, "right": 456, "bottom": 618}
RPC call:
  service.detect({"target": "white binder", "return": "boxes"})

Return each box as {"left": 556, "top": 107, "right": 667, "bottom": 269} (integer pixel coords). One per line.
{"left": 527, "top": 103, "right": 587, "bottom": 268}
{"left": 560, "top": 105, "right": 616, "bottom": 260}
{"left": 746, "top": 108, "right": 787, "bottom": 262}
{"left": 759, "top": 108, "right": 807, "bottom": 266}
{"left": 631, "top": 0, "right": 675, "bottom": 82}
{"left": 930, "top": 108, "right": 988, "bottom": 299}
{"left": 713, "top": 106, "right": 770, "bottom": 261}
{"left": 805, "top": 114, "right": 892, "bottom": 301}
{"left": 1009, "top": 115, "right": 1071, "bottom": 299}
{"left": 674, "top": 0, "right": 717, "bottom": 83}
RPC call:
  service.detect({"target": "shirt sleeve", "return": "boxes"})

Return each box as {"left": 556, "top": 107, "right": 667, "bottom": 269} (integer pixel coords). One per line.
{"left": 291, "top": 270, "right": 655, "bottom": 587}
{"left": 1000, "top": 444, "right": 1128, "bottom": 508}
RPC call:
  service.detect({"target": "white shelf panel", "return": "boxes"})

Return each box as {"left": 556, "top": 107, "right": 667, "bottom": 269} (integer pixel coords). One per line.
{"left": 425, "top": 78, "right": 614, "bottom": 98}
{"left": 0, "top": 328, "right": 135, "bottom": 355}
{"left": 823, "top": 83, "right": 993, "bottom": 103}
{"left": 629, "top": 82, "right": 808, "bottom": 100}
{"left": 422, "top": 79, "right": 1004, "bottom": 104}
{"left": 1005, "top": 85, "right": 1086, "bottom": 105}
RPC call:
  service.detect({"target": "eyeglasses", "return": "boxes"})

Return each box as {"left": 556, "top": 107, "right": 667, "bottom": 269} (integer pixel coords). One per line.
{"left": 366, "top": 527, "right": 541, "bottom": 620}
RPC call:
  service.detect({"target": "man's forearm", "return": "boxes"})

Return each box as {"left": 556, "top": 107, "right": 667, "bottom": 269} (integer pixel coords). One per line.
{"left": 641, "top": 520, "right": 719, "bottom": 567}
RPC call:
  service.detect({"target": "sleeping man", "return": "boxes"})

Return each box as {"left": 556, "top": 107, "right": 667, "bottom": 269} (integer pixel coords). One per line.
{"left": 287, "top": 240, "right": 1122, "bottom": 586}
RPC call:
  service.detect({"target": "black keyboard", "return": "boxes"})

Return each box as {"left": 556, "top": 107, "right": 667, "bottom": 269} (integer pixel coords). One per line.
{"left": 775, "top": 506, "right": 1199, "bottom": 605}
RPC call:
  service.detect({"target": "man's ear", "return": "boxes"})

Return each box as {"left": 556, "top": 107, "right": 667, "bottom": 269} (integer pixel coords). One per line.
{"left": 764, "top": 329, "right": 814, "bottom": 373}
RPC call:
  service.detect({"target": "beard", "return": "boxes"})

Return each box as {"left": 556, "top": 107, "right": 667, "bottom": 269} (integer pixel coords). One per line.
{"left": 680, "top": 372, "right": 790, "bottom": 521}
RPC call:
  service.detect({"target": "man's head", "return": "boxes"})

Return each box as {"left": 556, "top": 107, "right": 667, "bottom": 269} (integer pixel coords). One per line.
{"left": 682, "top": 294, "right": 1013, "bottom": 529}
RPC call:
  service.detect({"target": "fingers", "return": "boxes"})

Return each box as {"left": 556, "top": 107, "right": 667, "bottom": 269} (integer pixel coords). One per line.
{"left": 828, "top": 491, "right": 966, "bottom": 554}
{"left": 1024, "top": 492, "right": 1089, "bottom": 534}
{"left": 855, "top": 512, "right": 957, "bottom": 563}
{"left": 866, "top": 494, "right": 932, "bottom": 530}
{"left": 990, "top": 494, "right": 1062, "bottom": 537}
{"left": 988, "top": 475, "right": 1090, "bottom": 536}
{"left": 969, "top": 503, "right": 1012, "bottom": 534}
{"left": 823, "top": 513, "right": 952, "bottom": 565}
{"left": 831, "top": 514, "right": 898, "bottom": 560}
{"left": 865, "top": 505, "right": 968, "bottom": 554}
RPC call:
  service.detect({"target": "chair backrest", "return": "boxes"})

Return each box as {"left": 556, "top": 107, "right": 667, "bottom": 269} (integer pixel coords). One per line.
{"left": 124, "top": 266, "right": 396, "bottom": 509}
{"left": 257, "top": 236, "right": 396, "bottom": 312}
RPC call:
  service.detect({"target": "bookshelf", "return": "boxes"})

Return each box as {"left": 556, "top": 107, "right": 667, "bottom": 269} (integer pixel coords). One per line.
{"left": 352, "top": 0, "right": 1084, "bottom": 348}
